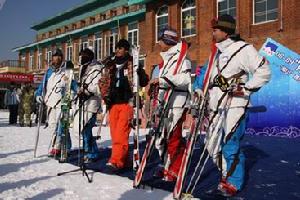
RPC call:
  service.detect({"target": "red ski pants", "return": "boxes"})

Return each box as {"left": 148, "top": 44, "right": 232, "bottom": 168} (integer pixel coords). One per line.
{"left": 166, "top": 110, "right": 187, "bottom": 178}
{"left": 109, "top": 103, "right": 133, "bottom": 168}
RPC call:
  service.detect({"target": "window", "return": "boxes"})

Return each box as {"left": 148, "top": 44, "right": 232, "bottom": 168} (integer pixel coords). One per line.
{"left": 72, "top": 24, "right": 77, "bottom": 30}
{"left": 217, "top": 0, "right": 236, "bottom": 17}
{"left": 29, "top": 54, "right": 33, "bottom": 70}
{"left": 100, "top": 14, "right": 106, "bottom": 21}
{"left": 254, "top": 0, "right": 278, "bottom": 24}
{"left": 110, "top": 10, "right": 117, "bottom": 17}
{"left": 94, "top": 33, "right": 103, "bottom": 60}
{"left": 81, "top": 20, "right": 86, "bottom": 27}
{"left": 46, "top": 50, "right": 52, "bottom": 65}
{"left": 56, "top": 28, "right": 61, "bottom": 35}
{"left": 109, "top": 28, "right": 119, "bottom": 55}
{"left": 38, "top": 51, "right": 42, "bottom": 69}
{"left": 80, "top": 36, "right": 89, "bottom": 51}
{"left": 128, "top": 22, "right": 139, "bottom": 46}
{"left": 182, "top": 0, "right": 196, "bottom": 37}
{"left": 156, "top": 5, "right": 168, "bottom": 42}
{"left": 66, "top": 45, "right": 73, "bottom": 61}
{"left": 90, "top": 17, "right": 95, "bottom": 24}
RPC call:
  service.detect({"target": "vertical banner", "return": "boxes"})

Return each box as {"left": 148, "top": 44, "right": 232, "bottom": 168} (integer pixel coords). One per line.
{"left": 247, "top": 38, "right": 300, "bottom": 138}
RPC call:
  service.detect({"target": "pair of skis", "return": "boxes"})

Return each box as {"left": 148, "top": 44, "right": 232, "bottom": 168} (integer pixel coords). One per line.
{"left": 59, "top": 62, "right": 74, "bottom": 162}
{"left": 173, "top": 44, "right": 217, "bottom": 199}
{"left": 132, "top": 46, "right": 141, "bottom": 171}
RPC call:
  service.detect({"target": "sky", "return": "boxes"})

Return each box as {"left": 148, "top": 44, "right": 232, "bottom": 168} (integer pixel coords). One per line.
{"left": 0, "top": 0, "right": 86, "bottom": 61}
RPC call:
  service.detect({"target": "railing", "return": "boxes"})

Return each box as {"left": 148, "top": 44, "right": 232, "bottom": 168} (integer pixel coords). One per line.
{"left": 0, "top": 60, "right": 26, "bottom": 68}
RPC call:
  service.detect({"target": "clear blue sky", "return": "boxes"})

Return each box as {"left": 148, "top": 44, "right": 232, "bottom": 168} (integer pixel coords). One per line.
{"left": 0, "top": 0, "right": 86, "bottom": 61}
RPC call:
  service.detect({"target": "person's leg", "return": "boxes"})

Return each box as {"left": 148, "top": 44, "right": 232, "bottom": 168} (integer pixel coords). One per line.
{"left": 108, "top": 104, "right": 133, "bottom": 168}
{"left": 83, "top": 113, "right": 99, "bottom": 159}
{"left": 8, "top": 105, "right": 13, "bottom": 124}
{"left": 165, "top": 108, "right": 187, "bottom": 180}
{"left": 13, "top": 105, "right": 19, "bottom": 124}
{"left": 108, "top": 104, "right": 119, "bottom": 165}
{"left": 222, "top": 118, "right": 246, "bottom": 191}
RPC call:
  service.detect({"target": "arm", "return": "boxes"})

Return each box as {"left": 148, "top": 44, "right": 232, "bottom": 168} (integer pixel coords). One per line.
{"left": 160, "top": 59, "right": 192, "bottom": 89}
{"left": 86, "top": 68, "right": 102, "bottom": 95}
{"left": 241, "top": 45, "right": 271, "bottom": 95}
{"left": 35, "top": 68, "right": 52, "bottom": 97}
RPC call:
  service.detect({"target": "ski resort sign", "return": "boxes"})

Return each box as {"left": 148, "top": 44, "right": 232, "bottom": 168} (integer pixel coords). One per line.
{"left": 259, "top": 38, "right": 300, "bottom": 83}
{"left": 247, "top": 38, "right": 300, "bottom": 138}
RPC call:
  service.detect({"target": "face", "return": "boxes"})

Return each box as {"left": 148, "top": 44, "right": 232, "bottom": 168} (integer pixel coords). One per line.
{"left": 158, "top": 40, "right": 171, "bottom": 52}
{"left": 212, "top": 28, "right": 228, "bottom": 43}
{"left": 52, "top": 56, "right": 62, "bottom": 69}
{"left": 79, "top": 54, "right": 91, "bottom": 65}
{"left": 115, "top": 47, "right": 127, "bottom": 57}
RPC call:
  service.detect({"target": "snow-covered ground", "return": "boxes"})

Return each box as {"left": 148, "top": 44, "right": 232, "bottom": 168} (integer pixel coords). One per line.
{"left": 0, "top": 110, "right": 172, "bottom": 200}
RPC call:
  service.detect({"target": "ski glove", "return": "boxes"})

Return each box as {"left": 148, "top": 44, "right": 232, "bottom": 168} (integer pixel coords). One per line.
{"left": 36, "top": 96, "right": 43, "bottom": 104}
{"left": 229, "top": 83, "right": 247, "bottom": 97}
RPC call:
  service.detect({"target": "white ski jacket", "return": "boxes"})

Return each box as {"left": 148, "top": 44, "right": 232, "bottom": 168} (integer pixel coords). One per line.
{"left": 158, "top": 41, "right": 191, "bottom": 109}
{"left": 44, "top": 63, "right": 73, "bottom": 109}
{"left": 77, "top": 61, "right": 102, "bottom": 113}
{"left": 208, "top": 38, "right": 271, "bottom": 111}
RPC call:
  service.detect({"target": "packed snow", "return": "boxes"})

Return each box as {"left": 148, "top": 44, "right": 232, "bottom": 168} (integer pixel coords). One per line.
{"left": 0, "top": 110, "right": 173, "bottom": 200}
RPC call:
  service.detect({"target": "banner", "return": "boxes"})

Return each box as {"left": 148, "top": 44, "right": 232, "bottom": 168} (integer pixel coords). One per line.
{"left": 247, "top": 38, "right": 300, "bottom": 138}
{"left": 0, "top": 73, "right": 33, "bottom": 83}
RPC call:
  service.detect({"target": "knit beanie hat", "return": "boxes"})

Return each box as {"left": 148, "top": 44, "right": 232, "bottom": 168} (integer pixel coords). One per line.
{"left": 158, "top": 28, "right": 178, "bottom": 46}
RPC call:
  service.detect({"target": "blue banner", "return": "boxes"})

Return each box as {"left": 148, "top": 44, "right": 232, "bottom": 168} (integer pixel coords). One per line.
{"left": 247, "top": 38, "right": 300, "bottom": 138}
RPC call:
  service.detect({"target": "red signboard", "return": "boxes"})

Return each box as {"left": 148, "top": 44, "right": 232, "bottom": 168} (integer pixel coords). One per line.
{"left": 0, "top": 73, "right": 33, "bottom": 83}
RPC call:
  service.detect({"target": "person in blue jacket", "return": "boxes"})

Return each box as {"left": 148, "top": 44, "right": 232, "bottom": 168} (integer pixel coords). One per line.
{"left": 35, "top": 49, "right": 77, "bottom": 158}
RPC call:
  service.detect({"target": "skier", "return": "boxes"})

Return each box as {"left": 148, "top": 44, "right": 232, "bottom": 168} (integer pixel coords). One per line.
{"left": 73, "top": 48, "right": 102, "bottom": 162}
{"left": 35, "top": 49, "right": 77, "bottom": 157}
{"left": 197, "top": 14, "right": 271, "bottom": 196}
{"left": 155, "top": 28, "right": 191, "bottom": 182}
{"left": 99, "top": 39, "right": 148, "bottom": 172}
{"left": 4, "top": 83, "right": 19, "bottom": 125}
{"left": 22, "top": 84, "right": 35, "bottom": 127}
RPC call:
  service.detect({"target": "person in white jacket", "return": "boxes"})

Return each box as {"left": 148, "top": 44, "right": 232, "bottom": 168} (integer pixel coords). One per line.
{"left": 155, "top": 28, "right": 191, "bottom": 181}
{"left": 198, "top": 15, "right": 271, "bottom": 196}
{"left": 73, "top": 48, "right": 101, "bottom": 162}
{"left": 35, "top": 49, "right": 77, "bottom": 157}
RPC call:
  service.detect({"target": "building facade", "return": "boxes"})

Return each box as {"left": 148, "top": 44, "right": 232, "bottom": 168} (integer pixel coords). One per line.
{"left": 14, "top": 0, "right": 300, "bottom": 77}
{"left": 14, "top": 0, "right": 146, "bottom": 76}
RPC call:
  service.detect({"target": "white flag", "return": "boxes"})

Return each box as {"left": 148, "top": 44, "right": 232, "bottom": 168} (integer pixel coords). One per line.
{"left": 0, "top": 0, "right": 6, "bottom": 10}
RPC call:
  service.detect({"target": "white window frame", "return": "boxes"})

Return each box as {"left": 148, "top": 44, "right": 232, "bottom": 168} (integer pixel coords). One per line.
{"left": 38, "top": 51, "right": 42, "bottom": 69}
{"left": 155, "top": 5, "right": 169, "bottom": 42}
{"left": 217, "top": 0, "right": 237, "bottom": 18}
{"left": 104, "top": 35, "right": 107, "bottom": 58}
{"left": 181, "top": 0, "right": 196, "bottom": 38}
{"left": 253, "top": 0, "right": 278, "bottom": 25}
{"left": 29, "top": 54, "right": 33, "bottom": 70}
{"left": 46, "top": 50, "right": 52, "bottom": 65}
{"left": 67, "top": 45, "right": 73, "bottom": 61}
{"left": 109, "top": 28, "right": 119, "bottom": 55}
{"left": 128, "top": 22, "right": 139, "bottom": 47}
{"left": 95, "top": 37, "right": 103, "bottom": 60}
